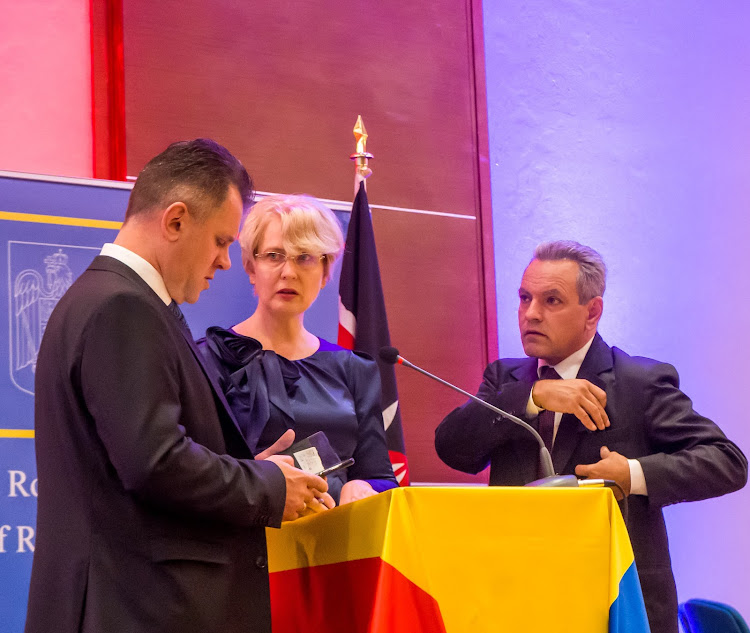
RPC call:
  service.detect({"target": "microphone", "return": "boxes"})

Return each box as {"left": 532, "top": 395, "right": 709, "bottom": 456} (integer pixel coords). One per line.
{"left": 380, "top": 346, "right": 578, "bottom": 487}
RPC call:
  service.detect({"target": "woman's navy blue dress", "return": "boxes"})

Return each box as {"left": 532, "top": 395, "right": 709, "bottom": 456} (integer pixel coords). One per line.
{"left": 197, "top": 327, "right": 398, "bottom": 503}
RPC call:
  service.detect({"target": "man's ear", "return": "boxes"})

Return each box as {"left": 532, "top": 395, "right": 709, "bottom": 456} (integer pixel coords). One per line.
{"left": 587, "top": 296, "right": 604, "bottom": 327}
{"left": 162, "top": 202, "right": 189, "bottom": 242}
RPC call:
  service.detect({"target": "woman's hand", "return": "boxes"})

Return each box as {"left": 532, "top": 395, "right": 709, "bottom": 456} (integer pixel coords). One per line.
{"left": 339, "top": 479, "right": 377, "bottom": 505}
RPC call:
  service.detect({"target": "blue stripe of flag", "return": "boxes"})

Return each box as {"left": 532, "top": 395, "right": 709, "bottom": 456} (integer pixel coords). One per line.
{"left": 609, "top": 562, "right": 651, "bottom": 633}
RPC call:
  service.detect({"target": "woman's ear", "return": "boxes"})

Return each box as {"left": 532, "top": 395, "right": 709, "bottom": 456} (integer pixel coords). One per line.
{"left": 243, "top": 254, "right": 257, "bottom": 285}
{"left": 320, "top": 258, "right": 331, "bottom": 289}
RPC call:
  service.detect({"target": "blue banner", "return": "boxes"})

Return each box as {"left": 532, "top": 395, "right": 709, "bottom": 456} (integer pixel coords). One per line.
{"left": 0, "top": 173, "right": 346, "bottom": 632}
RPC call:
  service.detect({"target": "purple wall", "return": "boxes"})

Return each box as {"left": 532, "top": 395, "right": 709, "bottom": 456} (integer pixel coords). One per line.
{"left": 483, "top": 0, "right": 750, "bottom": 617}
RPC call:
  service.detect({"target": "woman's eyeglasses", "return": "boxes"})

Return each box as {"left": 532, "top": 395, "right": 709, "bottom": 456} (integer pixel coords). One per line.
{"left": 254, "top": 251, "right": 326, "bottom": 269}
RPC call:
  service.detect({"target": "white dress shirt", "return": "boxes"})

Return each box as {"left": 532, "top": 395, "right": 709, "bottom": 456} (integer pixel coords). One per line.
{"left": 100, "top": 243, "right": 172, "bottom": 306}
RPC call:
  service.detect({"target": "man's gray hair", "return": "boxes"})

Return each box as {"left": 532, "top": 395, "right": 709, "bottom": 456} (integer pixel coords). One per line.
{"left": 533, "top": 240, "right": 606, "bottom": 303}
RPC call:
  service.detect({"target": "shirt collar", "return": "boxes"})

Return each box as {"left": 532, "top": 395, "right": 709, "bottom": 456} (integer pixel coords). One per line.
{"left": 538, "top": 335, "right": 596, "bottom": 380}
{"left": 100, "top": 243, "right": 172, "bottom": 306}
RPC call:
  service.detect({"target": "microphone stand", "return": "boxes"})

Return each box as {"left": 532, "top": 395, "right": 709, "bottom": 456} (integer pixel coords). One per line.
{"left": 381, "top": 348, "right": 578, "bottom": 487}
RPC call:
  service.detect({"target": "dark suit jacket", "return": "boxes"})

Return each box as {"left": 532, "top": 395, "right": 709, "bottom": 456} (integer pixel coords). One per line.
{"left": 435, "top": 334, "right": 747, "bottom": 633}
{"left": 26, "top": 257, "right": 286, "bottom": 633}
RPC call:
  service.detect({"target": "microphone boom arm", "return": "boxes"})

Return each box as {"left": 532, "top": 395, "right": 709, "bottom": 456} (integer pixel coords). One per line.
{"left": 393, "top": 356, "right": 556, "bottom": 478}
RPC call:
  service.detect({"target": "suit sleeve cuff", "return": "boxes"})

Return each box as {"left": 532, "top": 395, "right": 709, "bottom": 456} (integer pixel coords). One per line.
{"left": 258, "top": 459, "right": 288, "bottom": 528}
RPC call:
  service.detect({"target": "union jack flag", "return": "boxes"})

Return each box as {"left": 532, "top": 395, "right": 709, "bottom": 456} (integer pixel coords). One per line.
{"left": 338, "top": 182, "right": 409, "bottom": 485}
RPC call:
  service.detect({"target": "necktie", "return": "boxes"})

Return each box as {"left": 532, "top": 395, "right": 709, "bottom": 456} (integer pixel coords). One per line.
{"left": 168, "top": 300, "right": 191, "bottom": 334}
{"left": 537, "top": 365, "right": 561, "bottom": 450}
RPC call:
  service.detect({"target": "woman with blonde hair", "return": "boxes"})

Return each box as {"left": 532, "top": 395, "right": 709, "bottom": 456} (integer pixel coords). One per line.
{"left": 199, "top": 194, "right": 397, "bottom": 505}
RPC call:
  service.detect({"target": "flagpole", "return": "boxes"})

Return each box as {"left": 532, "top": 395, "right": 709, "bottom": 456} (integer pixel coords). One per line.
{"left": 340, "top": 116, "right": 410, "bottom": 485}
{"left": 350, "top": 115, "right": 373, "bottom": 194}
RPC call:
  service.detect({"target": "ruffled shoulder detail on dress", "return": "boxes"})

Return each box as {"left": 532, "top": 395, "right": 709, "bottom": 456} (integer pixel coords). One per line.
{"left": 202, "top": 326, "right": 299, "bottom": 453}
{"left": 203, "top": 326, "right": 263, "bottom": 369}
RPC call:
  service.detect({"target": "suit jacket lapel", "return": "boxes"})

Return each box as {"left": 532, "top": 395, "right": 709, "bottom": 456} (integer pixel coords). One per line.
{"left": 175, "top": 326, "right": 248, "bottom": 443}
{"left": 166, "top": 311, "right": 254, "bottom": 457}
{"left": 552, "top": 333, "right": 614, "bottom": 473}
{"left": 90, "top": 257, "right": 251, "bottom": 455}
{"left": 510, "top": 360, "right": 542, "bottom": 434}
{"left": 510, "top": 360, "right": 539, "bottom": 385}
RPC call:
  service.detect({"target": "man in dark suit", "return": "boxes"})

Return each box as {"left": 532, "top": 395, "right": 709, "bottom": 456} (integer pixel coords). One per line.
{"left": 26, "top": 139, "right": 331, "bottom": 633}
{"left": 435, "top": 240, "right": 747, "bottom": 633}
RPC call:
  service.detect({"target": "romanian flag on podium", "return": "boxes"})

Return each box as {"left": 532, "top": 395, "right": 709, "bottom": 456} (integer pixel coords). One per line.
{"left": 267, "top": 487, "right": 651, "bottom": 633}
{"left": 338, "top": 180, "right": 409, "bottom": 485}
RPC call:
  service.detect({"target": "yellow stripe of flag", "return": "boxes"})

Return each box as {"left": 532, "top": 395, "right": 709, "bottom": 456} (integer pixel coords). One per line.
{"left": 606, "top": 489, "right": 637, "bottom": 607}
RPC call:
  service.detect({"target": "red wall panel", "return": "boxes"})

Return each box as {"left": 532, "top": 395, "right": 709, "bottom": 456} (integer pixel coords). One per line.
{"left": 110, "top": 0, "right": 494, "bottom": 483}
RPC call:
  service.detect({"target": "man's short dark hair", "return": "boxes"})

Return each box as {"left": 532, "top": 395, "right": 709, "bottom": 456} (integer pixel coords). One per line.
{"left": 533, "top": 240, "right": 607, "bottom": 303}
{"left": 125, "top": 139, "right": 254, "bottom": 222}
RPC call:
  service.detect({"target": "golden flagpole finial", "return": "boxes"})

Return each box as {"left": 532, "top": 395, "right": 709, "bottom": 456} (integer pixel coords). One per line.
{"left": 353, "top": 115, "right": 368, "bottom": 155}
{"left": 350, "top": 115, "right": 373, "bottom": 191}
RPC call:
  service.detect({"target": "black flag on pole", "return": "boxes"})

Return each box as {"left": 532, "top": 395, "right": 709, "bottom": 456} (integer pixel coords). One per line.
{"left": 338, "top": 181, "right": 409, "bottom": 485}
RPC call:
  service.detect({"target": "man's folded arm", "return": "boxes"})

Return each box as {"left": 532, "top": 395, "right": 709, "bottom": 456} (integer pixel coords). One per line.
{"left": 81, "top": 294, "right": 286, "bottom": 528}
{"left": 435, "top": 362, "right": 536, "bottom": 474}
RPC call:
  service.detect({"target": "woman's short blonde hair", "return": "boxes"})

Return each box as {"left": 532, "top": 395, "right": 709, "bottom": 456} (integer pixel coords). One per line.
{"left": 239, "top": 194, "right": 345, "bottom": 282}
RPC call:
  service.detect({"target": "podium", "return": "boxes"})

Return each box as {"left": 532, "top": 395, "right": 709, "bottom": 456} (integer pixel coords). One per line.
{"left": 266, "top": 487, "right": 650, "bottom": 633}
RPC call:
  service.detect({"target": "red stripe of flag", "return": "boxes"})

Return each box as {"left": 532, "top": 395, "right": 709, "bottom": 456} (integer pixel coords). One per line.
{"left": 270, "top": 557, "right": 446, "bottom": 633}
